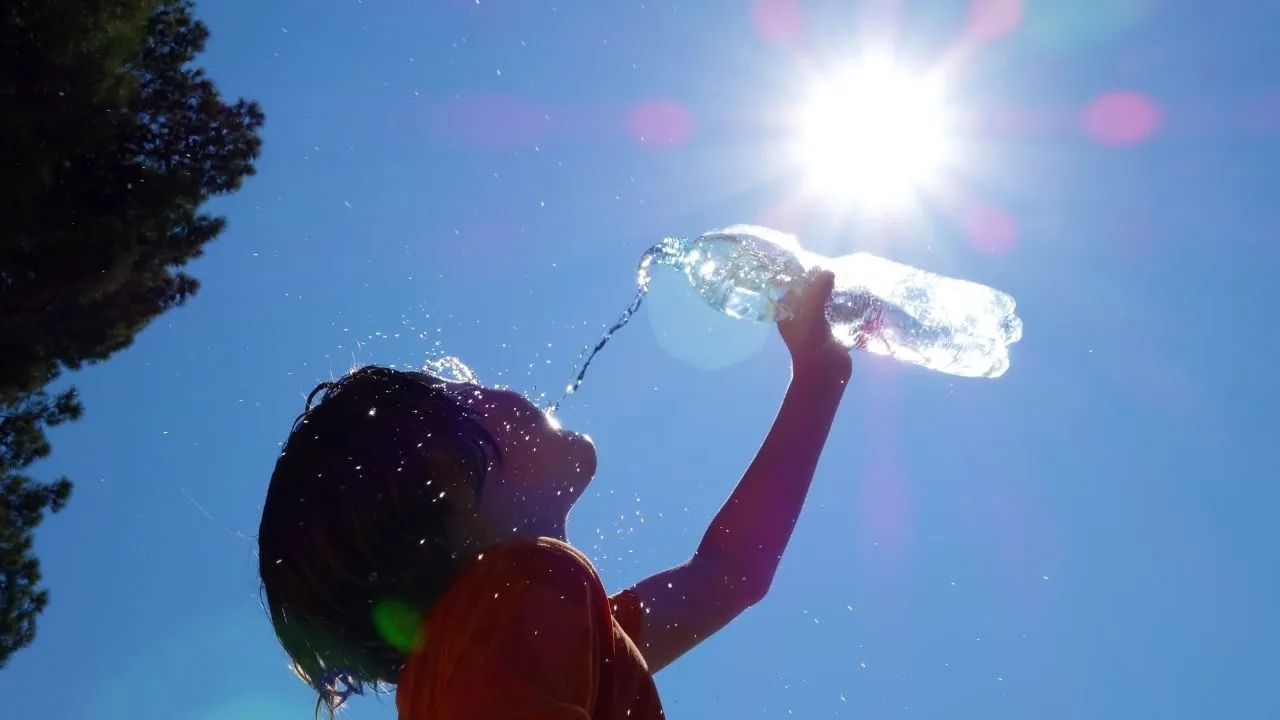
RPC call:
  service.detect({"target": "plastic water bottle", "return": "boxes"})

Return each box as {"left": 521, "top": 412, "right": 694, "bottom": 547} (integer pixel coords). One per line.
{"left": 638, "top": 224, "right": 1023, "bottom": 378}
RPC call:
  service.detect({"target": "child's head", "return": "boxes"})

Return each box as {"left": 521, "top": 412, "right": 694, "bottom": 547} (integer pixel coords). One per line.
{"left": 257, "top": 365, "right": 596, "bottom": 711}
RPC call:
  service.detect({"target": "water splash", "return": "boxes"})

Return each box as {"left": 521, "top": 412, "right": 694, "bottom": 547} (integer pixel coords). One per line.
{"left": 547, "top": 239, "right": 686, "bottom": 414}
{"left": 547, "top": 286, "right": 648, "bottom": 414}
{"left": 421, "top": 355, "right": 478, "bottom": 384}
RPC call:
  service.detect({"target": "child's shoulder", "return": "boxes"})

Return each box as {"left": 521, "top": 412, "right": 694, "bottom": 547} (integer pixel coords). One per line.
{"left": 412, "top": 537, "right": 613, "bottom": 668}
{"left": 399, "top": 537, "right": 653, "bottom": 719}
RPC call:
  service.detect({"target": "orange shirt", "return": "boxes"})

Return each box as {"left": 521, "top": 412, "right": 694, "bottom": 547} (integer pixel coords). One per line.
{"left": 396, "top": 537, "right": 664, "bottom": 719}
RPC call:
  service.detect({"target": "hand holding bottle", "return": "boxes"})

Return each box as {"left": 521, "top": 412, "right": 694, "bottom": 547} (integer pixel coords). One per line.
{"left": 779, "top": 269, "right": 853, "bottom": 382}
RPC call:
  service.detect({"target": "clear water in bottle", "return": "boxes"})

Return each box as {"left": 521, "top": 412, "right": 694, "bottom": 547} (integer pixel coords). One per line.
{"left": 641, "top": 224, "right": 1023, "bottom": 378}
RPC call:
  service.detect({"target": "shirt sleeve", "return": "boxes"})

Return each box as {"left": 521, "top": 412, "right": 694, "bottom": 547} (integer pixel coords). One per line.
{"left": 421, "top": 541, "right": 607, "bottom": 720}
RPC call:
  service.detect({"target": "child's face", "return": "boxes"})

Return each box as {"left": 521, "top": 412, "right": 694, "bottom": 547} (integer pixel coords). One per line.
{"left": 440, "top": 380, "right": 596, "bottom": 542}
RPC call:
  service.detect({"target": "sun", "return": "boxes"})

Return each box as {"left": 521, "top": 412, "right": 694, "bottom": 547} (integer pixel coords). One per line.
{"left": 788, "top": 57, "right": 955, "bottom": 212}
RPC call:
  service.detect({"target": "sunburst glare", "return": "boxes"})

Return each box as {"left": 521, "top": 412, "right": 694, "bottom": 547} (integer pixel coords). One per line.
{"left": 786, "top": 55, "right": 956, "bottom": 214}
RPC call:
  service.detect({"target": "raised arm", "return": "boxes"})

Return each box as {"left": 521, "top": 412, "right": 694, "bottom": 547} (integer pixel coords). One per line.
{"left": 625, "top": 271, "right": 852, "bottom": 673}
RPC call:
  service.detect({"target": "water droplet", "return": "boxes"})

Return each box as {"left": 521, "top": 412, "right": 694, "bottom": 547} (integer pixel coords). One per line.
{"left": 422, "top": 356, "right": 478, "bottom": 384}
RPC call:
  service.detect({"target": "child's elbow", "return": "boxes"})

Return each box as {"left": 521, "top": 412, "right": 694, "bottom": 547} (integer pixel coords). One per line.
{"left": 693, "top": 549, "right": 773, "bottom": 611}
{"left": 724, "top": 563, "right": 773, "bottom": 609}
{"left": 744, "top": 575, "right": 772, "bottom": 608}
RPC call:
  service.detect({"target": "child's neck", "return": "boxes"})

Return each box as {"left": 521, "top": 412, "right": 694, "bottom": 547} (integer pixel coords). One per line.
{"left": 474, "top": 515, "right": 566, "bottom": 550}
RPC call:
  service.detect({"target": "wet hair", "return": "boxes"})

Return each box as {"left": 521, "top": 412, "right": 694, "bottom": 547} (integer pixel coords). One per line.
{"left": 258, "top": 365, "right": 501, "bottom": 715}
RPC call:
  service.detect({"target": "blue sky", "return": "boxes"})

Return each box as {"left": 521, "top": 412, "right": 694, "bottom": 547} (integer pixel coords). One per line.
{"left": 3, "top": 1, "right": 1279, "bottom": 718}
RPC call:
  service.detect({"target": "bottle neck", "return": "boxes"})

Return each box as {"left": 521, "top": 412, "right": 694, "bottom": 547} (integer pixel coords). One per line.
{"left": 636, "top": 236, "right": 689, "bottom": 290}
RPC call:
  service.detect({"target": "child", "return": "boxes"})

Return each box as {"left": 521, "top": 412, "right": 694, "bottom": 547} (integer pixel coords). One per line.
{"left": 258, "top": 270, "right": 852, "bottom": 718}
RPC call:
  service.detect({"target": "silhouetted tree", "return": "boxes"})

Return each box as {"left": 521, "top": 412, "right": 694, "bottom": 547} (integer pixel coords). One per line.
{"left": 0, "top": 0, "right": 264, "bottom": 668}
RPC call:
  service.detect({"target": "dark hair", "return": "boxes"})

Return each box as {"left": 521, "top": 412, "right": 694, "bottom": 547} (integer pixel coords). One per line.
{"left": 258, "top": 366, "right": 501, "bottom": 715}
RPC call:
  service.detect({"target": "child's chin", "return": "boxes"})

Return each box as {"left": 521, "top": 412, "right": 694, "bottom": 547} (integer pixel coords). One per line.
{"left": 559, "top": 430, "right": 598, "bottom": 480}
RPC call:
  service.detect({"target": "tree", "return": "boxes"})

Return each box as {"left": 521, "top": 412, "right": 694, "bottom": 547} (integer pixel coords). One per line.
{"left": 0, "top": 390, "right": 79, "bottom": 666}
{"left": 0, "top": 0, "right": 264, "bottom": 668}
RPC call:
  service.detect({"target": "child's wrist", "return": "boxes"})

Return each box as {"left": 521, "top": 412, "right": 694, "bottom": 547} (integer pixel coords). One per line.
{"left": 790, "top": 348, "right": 852, "bottom": 385}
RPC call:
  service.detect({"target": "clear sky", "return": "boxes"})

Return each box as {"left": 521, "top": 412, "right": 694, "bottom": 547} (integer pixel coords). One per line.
{"left": 4, "top": 1, "right": 1279, "bottom": 718}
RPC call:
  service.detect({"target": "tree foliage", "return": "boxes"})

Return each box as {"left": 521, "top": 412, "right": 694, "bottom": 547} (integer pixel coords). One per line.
{"left": 0, "top": 0, "right": 264, "bottom": 668}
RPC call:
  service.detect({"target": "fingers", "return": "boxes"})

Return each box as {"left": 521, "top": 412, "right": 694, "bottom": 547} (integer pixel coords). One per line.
{"left": 780, "top": 269, "right": 835, "bottom": 327}
{"left": 815, "top": 269, "right": 835, "bottom": 300}
{"left": 803, "top": 269, "right": 836, "bottom": 317}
